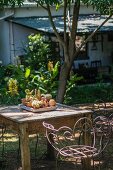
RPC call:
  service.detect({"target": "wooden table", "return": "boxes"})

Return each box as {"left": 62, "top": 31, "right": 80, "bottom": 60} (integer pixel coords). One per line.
{"left": 0, "top": 104, "right": 92, "bottom": 170}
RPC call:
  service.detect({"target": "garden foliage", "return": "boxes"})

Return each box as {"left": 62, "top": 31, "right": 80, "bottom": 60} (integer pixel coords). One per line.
{"left": 0, "top": 33, "right": 80, "bottom": 105}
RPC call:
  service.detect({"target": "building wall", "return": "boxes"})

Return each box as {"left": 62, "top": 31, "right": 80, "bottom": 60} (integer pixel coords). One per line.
{"left": 0, "top": 20, "right": 38, "bottom": 65}
{"left": 12, "top": 3, "right": 98, "bottom": 18}
{"left": 89, "top": 34, "right": 113, "bottom": 67}
{"left": 0, "top": 20, "right": 10, "bottom": 65}
{"left": 102, "top": 34, "right": 113, "bottom": 65}
{"left": 13, "top": 23, "right": 37, "bottom": 57}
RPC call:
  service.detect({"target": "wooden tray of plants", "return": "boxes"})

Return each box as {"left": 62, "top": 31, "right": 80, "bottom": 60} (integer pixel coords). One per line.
{"left": 19, "top": 89, "right": 56, "bottom": 113}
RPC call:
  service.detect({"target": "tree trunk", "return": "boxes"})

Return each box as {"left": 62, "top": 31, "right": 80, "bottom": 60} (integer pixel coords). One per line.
{"left": 56, "top": 62, "right": 71, "bottom": 103}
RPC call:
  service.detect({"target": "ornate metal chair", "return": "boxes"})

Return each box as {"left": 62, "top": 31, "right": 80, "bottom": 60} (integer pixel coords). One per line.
{"left": 43, "top": 116, "right": 111, "bottom": 170}
{"left": 107, "top": 113, "right": 113, "bottom": 137}
{"left": 91, "top": 99, "right": 113, "bottom": 123}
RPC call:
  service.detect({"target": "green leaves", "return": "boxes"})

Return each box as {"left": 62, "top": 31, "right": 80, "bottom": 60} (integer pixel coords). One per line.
{"left": 25, "top": 68, "right": 31, "bottom": 78}
{"left": 36, "top": 0, "right": 113, "bottom": 14}
{"left": 0, "top": 0, "right": 23, "bottom": 8}
{"left": 1, "top": 0, "right": 113, "bottom": 15}
{"left": 23, "top": 33, "right": 53, "bottom": 70}
{"left": 81, "top": 0, "right": 113, "bottom": 14}
{"left": 52, "top": 61, "right": 60, "bottom": 79}
{"left": 31, "top": 61, "right": 60, "bottom": 97}
{"left": 66, "top": 74, "right": 83, "bottom": 95}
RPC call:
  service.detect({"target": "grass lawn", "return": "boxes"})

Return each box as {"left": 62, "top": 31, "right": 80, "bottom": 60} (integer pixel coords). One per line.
{"left": 0, "top": 130, "right": 48, "bottom": 170}
{"left": 65, "top": 83, "right": 113, "bottom": 105}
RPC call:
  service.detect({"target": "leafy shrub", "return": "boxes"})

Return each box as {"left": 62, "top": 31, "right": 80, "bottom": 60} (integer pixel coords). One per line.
{"left": 21, "top": 34, "right": 59, "bottom": 70}
{"left": 0, "top": 33, "right": 61, "bottom": 105}
{"left": 31, "top": 61, "right": 60, "bottom": 98}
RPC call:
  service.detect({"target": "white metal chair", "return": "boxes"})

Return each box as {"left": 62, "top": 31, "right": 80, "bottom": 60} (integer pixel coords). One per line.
{"left": 43, "top": 116, "right": 111, "bottom": 170}
{"left": 91, "top": 99, "right": 113, "bottom": 127}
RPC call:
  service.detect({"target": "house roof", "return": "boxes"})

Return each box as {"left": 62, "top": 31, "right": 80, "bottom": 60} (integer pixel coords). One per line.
{"left": 8, "top": 14, "right": 113, "bottom": 34}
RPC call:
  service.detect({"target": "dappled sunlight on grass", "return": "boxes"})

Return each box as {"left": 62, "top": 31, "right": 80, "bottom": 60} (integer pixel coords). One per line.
{"left": 1, "top": 133, "right": 18, "bottom": 142}
{"left": 0, "top": 131, "right": 47, "bottom": 158}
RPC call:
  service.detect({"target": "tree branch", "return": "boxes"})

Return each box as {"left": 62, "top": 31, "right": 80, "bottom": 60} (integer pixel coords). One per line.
{"left": 71, "top": 0, "right": 80, "bottom": 39}
{"left": 64, "top": 0, "right": 67, "bottom": 43}
{"left": 76, "top": 14, "right": 113, "bottom": 55}
{"left": 46, "top": 4, "right": 65, "bottom": 47}
{"left": 34, "top": 0, "right": 47, "bottom": 10}
{"left": 63, "top": 0, "right": 70, "bottom": 64}
{"left": 69, "top": 0, "right": 80, "bottom": 62}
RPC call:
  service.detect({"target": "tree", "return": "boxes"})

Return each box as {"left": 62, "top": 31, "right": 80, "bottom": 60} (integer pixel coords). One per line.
{"left": 1, "top": 0, "right": 113, "bottom": 103}
{"left": 0, "top": 0, "right": 23, "bottom": 7}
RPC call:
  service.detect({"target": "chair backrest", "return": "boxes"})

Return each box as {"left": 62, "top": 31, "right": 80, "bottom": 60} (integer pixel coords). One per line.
{"left": 92, "top": 99, "right": 109, "bottom": 118}
{"left": 93, "top": 99, "right": 106, "bottom": 110}
{"left": 43, "top": 118, "right": 94, "bottom": 153}
{"left": 43, "top": 121, "right": 73, "bottom": 152}
{"left": 93, "top": 115, "right": 111, "bottom": 155}
{"left": 92, "top": 100, "right": 113, "bottom": 111}
{"left": 43, "top": 116, "right": 111, "bottom": 158}
{"left": 72, "top": 117, "right": 93, "bottom": 145}
{"left": 108, "top": 113, "right": 113, "bottom": 129}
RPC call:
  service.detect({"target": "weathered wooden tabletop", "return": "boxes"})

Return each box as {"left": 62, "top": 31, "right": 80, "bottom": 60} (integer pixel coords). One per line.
{"left": 0, "top": 103, "right": 92, "bottom": 123}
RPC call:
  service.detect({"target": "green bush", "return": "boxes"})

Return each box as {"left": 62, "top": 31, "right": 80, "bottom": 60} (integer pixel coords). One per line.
{"left": 22, "top": 34, "right": 60, "bottom": 70}
{"left": 0, "top": 34, "right": 61, "bottom": 105}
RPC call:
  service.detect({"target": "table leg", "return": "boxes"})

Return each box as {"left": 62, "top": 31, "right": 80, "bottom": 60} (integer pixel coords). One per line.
{"left": 19, "top": 123, "right": 31, "bottom": 170}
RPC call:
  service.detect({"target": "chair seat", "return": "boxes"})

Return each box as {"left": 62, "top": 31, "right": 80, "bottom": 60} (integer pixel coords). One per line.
{"left": 59, "top": 145, "right": 98, "bottom": 159}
